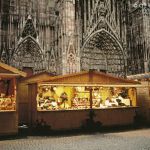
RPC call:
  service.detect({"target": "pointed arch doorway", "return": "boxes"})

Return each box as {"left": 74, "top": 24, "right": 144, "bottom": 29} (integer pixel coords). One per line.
{"left": 11, "top": 36, "right": 44, "bottom": 73}
{"left": 81, "top": 29, "right": 126, "bottom": 77}
{"left": 11, "top": 15, "right": 45, "bottom": 73}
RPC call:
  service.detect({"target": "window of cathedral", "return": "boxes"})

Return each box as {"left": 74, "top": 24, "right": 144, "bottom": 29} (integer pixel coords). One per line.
{"left": 21, "top": 16, "right": 37, "bottom": 39}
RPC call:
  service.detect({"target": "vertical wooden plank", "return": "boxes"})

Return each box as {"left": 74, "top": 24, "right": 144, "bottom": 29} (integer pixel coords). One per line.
{"left": 28, "top": 83, "right": 37, "bottom": 127}
{"left": 89, "top": 87, "right": 93, "bottom": 109}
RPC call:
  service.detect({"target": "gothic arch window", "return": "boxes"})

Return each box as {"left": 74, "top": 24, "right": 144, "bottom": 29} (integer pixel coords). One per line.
{"left": 67, "top": 53, "right": 76, "bottom": 74}
{"left": 21, "top": 15, "right": 37, "bottom": 39}
{"left": 66, "top": 39, "right": 77, "bottom": 74}
{"left": 49, "top": 53, "right": 57, "bottom": 74}
{"left": 50, "top": 59, "right": 56, "bottom": 74}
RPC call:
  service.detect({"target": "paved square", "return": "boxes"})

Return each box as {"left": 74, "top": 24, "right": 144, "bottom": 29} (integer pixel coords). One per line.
{"left": 0, "top": 128, "right": 150, "bottom": 150}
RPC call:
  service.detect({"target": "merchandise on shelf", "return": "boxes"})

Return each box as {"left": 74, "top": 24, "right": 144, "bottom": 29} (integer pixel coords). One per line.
{"left": 36, "top": 85, "right": 136, "bottom": 111}
{"left": 0, "top": 79, "right": 16, "bottom": 111}
{"left": 0, "top": 96, "right": 16, "bottom": 111}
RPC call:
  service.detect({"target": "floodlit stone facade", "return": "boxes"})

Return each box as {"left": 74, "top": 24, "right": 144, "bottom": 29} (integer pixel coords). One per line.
{"left": 0, "top": 0, "right": 150, "bottom": 76}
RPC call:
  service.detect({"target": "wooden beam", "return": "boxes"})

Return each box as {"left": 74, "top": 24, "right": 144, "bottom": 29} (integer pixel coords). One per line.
{"left": 0, "top": 62, "right": 27, "bottom": 77}
{"left": 0, "top": 73, "right": 21, "bottom": 77}
{"left": 38, "top": 83, "right": 143, "bottom": 87}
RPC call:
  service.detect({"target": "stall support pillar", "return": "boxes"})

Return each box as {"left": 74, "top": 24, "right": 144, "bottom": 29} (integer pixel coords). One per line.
{"left": 89, "top": 87, "right": 93, "bottom": 109}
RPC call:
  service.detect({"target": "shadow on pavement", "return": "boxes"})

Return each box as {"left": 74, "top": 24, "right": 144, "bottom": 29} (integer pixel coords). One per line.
{"left": 0, "top": 122, "right": 149, "bottom": 141}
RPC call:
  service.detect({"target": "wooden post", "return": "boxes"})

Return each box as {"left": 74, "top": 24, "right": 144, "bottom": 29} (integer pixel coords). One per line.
{"left": 89, "top": 87, "right": 93, "bottom": 109}
{"left": 89, "top": 69, "right": 94, "bottom": 109}
{"left": 28, "top": 84, "right": 37, "bottom": 127}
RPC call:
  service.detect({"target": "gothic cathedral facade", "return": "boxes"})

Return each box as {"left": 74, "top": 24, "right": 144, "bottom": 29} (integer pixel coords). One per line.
{"left": 0, "top": 0, "right": 150, "bottom": 76}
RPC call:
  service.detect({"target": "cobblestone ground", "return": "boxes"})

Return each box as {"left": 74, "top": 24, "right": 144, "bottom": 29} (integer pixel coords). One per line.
{"left": 0, "top": 128, "right": 150, "bottom": 150}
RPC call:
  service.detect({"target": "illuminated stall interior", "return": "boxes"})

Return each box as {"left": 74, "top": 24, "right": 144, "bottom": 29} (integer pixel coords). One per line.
{"left": 0, "top": 62, "right": 26, "bottom": 111}
{"left": 36, "top": 71, "right": 139, "bottom": 111}
{"left": 0, "top": 78, "right": 16, "bottom": 111}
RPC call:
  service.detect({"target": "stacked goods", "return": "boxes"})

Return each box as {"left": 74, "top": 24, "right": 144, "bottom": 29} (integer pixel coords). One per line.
{"left": 0, "top": 95, "right": 16, "bottom": 111}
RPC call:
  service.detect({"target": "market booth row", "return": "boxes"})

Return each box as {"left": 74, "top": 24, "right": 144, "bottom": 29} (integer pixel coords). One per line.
{"left": 27, "top": 70, "right": 140, "bottom": 130}
{"left": 127, "top": 73, "right": 150, "bottom": 123}
{"left": 0, "top": 62, "right": 26, "bottom": 135}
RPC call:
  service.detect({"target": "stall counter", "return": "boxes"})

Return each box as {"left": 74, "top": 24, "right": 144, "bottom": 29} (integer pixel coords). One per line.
{"left": 31, "top": 107, "right": 138, "bottom": 130}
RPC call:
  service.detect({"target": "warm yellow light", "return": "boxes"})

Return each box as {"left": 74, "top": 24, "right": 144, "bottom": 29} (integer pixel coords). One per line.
{"left": 53, "top": 87, "right": 57, "bottom": 91}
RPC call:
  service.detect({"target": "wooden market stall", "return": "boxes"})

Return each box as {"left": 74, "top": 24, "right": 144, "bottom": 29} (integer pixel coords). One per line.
{"left": 0, "top": 62, "right": 26, "bottom": 135}
{"left": 127, "top": 73, "right": 150, "bottom": 123}
{"left": 18, "top": 72, "right": 54, "bottom": 126}
{"left": 28, "top": 70, "right": 140, "bottom": 131}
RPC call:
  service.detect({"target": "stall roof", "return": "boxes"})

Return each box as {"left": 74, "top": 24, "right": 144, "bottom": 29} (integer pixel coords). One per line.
{"left": 0, "top": 62, "right": 27, "bottom": 77}
{"left": 127, "top": 72, "right": 150, "bottom": 80}
{"left": 20, "top": 72, "right": 54, "bottom": 84}
{"left": 41, "top": 70, "right": 140, "bottom": 85}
